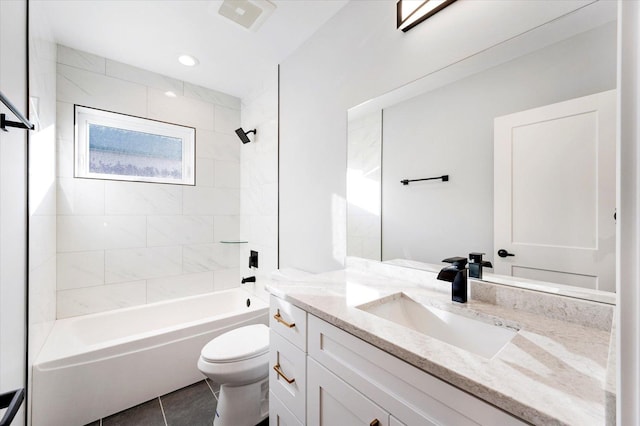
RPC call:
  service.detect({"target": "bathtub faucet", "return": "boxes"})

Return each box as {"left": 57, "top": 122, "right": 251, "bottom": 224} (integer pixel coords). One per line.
{"left": 241, "top": 276, "right": 256, "bottom": 284}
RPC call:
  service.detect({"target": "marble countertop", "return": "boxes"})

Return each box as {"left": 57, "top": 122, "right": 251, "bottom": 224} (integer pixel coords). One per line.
{"left": 266, "top": 265, "right": 615, "bottom": 426}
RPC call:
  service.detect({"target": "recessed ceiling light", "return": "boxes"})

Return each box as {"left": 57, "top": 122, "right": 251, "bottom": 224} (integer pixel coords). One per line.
{"left": 178, "top": 55, "right": 199, "bottom": 67}
{"left": 164, "top": 91, "right": 177, "bottom": 98}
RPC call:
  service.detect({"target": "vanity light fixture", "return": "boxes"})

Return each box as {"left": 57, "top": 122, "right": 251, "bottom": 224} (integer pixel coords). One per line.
{"left": 178, "top": 54, "right": 199, "bottom": 67}
{"left": 397, "top": 0, "right": 457, "bottom": 32}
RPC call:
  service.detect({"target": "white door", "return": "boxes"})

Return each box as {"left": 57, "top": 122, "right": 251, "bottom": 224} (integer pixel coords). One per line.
{"left": 494, "top": 90, "right": 616, "bottom": 292}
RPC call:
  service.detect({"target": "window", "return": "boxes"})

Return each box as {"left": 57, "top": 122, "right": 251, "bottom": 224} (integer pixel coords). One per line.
{"left": 75, "top": 105, "right": 196, "bottom": 185}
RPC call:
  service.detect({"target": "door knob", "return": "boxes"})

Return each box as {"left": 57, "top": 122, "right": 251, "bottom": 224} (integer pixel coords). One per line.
{"left": 497, "top": 249, "right": 515, "bottom": 258}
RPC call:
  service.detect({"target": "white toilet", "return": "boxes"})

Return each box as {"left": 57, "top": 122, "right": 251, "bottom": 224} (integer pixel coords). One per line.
{"left": 198, "top": 324, "right": 270, "bottom": 426}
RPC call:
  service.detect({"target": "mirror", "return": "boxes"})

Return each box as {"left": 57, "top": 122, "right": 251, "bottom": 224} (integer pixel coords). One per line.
{"left": 347, "top": 1, "right": 617, "bottom": 299}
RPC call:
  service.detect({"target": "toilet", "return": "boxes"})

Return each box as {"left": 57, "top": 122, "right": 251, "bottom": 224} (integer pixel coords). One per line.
{"left": 198, "top": 324, "right": 270, "bottom": 426}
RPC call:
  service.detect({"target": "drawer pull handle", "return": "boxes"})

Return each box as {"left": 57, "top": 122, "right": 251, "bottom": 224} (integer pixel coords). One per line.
{"left": 273, "top": 310, "right": 296, "bottom": 328}
{"left": 370, "top": 420, "right": 380, "bottom": 426}
{"left": 273, "top": 363, "right": 296, "bottom": 384}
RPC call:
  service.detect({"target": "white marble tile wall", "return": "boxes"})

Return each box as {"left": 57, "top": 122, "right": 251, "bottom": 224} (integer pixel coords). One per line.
{"left": 347, "top": 110, "right": 382, "bottom": 261}
{"left": 56, "top": 45, "right": 242, "bottom": 318}
{"left": 28, "top": 20, "right": 57, "bottom": 366}
{"left": 239, "top": 68, "right": 279, "bottom": 284}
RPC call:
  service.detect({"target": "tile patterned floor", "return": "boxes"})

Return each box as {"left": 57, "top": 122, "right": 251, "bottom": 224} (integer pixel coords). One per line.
{"left": 84, "top": 379, "right": 268, "bottom": 426}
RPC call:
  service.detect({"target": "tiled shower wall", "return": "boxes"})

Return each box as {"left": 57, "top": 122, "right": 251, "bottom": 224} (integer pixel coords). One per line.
{"left": 346, "top": 110, "right": 381, "bottom": 261}
{"left": 28, "top": 5, "right": 57, "bottom": 372}
{"left": 56, "top": 46, "right": 242, "bottom": 318}
{"left": 239, "top": 68, "right": 279, "bottom": 284}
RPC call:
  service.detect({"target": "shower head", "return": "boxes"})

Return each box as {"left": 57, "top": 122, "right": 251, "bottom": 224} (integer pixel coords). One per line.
{"left": 235, "top": 127, "right": 256, "bottom": 144}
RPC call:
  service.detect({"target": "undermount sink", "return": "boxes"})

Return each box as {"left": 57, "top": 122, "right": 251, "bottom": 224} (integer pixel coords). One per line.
{"left": 357, "top": 293, "right": 517, "bottom": 359}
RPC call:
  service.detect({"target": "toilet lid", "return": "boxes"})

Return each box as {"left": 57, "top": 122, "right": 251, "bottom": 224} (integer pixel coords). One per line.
{"left": 201, "top": 324, "right": 269, "bottom": 363}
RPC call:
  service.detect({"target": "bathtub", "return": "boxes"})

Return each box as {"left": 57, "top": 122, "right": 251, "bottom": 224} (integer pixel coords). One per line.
{"left": 31, "top": 288, "right": 268, "bottom": 426}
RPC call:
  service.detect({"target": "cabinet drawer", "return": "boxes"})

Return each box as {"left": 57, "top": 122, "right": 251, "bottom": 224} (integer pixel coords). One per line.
{"left": 270, "top": 295, "right": 307, "bottom": 350}
{"left": 308, "top": 315, "right": 526, "bottom": 426}
{"left": 269, "top": 329, "right": 306, "bottom": 422}
{"left": 269, "top": 391, "right": 303, "bottom": 426}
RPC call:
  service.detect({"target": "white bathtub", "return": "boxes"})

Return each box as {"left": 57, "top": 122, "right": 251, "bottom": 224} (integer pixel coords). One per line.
{"left": 31, "top": 288, "right": 268, "bottom": 426}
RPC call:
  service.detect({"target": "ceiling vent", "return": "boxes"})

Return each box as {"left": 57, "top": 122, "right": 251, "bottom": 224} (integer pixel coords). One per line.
{"left": 217, "top": 0, "right": 277, "bottom": 32}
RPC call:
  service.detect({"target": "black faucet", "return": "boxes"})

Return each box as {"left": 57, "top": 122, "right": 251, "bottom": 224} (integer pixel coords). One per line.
{"left": 241, "top": 276, "right": 256, "bottom": 284}
{"left": 468, "top": 252, "right": 493, "bottom": 280}
{"left": 437, "top": 257, "right": 468, "bottom": 303}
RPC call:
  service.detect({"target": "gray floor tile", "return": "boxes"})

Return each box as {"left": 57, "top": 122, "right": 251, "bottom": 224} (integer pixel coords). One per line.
{"left": 161, "top": 381, "right": 217, "bottom": 426}
{"left": 205, "top": 378, "right": 220, "bottom": 393}
{"left": 102, "top": 398, "right": 165, "bottom": 426}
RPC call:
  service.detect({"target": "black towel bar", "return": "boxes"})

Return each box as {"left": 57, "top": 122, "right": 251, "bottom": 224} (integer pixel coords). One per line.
{"left": 0, "top": 388, "right": 24, "bottom": 426}
{"left": 0, "top": 90, "right": 34, "bottom": 131}
{"left": 400, "top": 175, "right": 449, "bottom": 185}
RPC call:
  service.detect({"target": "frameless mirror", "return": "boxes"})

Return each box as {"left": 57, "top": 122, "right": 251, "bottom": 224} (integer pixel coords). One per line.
{"left": 347, "top": 1, "right": 617, "bottom": 301}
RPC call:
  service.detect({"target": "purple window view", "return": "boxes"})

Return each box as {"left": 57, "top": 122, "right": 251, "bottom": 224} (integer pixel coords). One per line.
{"left": 88, "top": 124, "right": 183, "bottom": 179}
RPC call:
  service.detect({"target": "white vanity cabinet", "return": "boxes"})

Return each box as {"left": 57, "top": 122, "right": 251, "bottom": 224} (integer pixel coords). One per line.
{"left": 269, "top": 296, "right": 307, "bottom": 425}
{"left": 307, "top": 315, "right": 526, "bottom": 426}
{"left": 390, "top": 417, "right": 407, "bottom": 426}
{"left": 270, "top": 390, "right": 303, "bottom": 426}
{"left": 269, "top": 296, "right": 526, "bottom": 426}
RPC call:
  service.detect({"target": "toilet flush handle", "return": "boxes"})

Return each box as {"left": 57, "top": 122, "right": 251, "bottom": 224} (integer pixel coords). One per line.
{"left": 273, "top": 309, "right": 296, "bottom": 328}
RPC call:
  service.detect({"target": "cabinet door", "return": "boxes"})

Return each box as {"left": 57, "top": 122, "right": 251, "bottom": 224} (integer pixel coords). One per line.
{"left": 270, "top": 391, "right": 303, "bottom": 426}
{"left": 308, "top": 358, "right": 389, "bottom": 426}
{"left": 390, "top": 416, "right": 407, "bottom": 426}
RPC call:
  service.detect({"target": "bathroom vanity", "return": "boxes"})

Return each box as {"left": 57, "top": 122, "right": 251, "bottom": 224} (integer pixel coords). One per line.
{"left": 267, "top": 260, "right": 615, "bottom": 425}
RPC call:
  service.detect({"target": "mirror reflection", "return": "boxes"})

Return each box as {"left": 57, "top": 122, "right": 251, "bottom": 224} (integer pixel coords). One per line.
{"left": 347, "top": 1, "right": 617, "bottom": 294}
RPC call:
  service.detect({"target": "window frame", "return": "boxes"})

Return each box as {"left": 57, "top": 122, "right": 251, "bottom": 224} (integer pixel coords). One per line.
{"left": 74, "top": 105, "right": 196, "bottom": 185}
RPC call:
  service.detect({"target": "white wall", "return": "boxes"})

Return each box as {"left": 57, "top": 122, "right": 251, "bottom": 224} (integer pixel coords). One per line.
{"left": 0, "top": 0, "right": 28, "bottom": 424}
{"left": 239, "top": 66, "right": 279, "bottom": 287}
{"left": 618, "top": 2, "right": 640, "bottom": 424}
{"left": 382, "top": 22, "right": 615, "bottom": 264}
{"left": 279, "top": 0, "right": 600, "bottom": 272}
{"left": 55, "top": 46, "right": 242, "bottom": 318}
{"left": 279, "top": 0, "right": 639, "bottom": 420}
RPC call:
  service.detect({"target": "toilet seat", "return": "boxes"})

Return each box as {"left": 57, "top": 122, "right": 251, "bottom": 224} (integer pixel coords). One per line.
{"left": 201, "top": 324, "right": 269, "bottom": 363}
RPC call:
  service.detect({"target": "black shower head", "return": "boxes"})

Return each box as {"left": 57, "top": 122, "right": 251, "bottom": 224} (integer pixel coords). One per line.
{"left": 235, "top": 127, "right": 256, "bottom": 144}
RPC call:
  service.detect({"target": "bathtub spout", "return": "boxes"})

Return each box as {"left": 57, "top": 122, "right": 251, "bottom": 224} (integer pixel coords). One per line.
{"left": 241, "top": 276, "right": 256, "bottom": 284}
